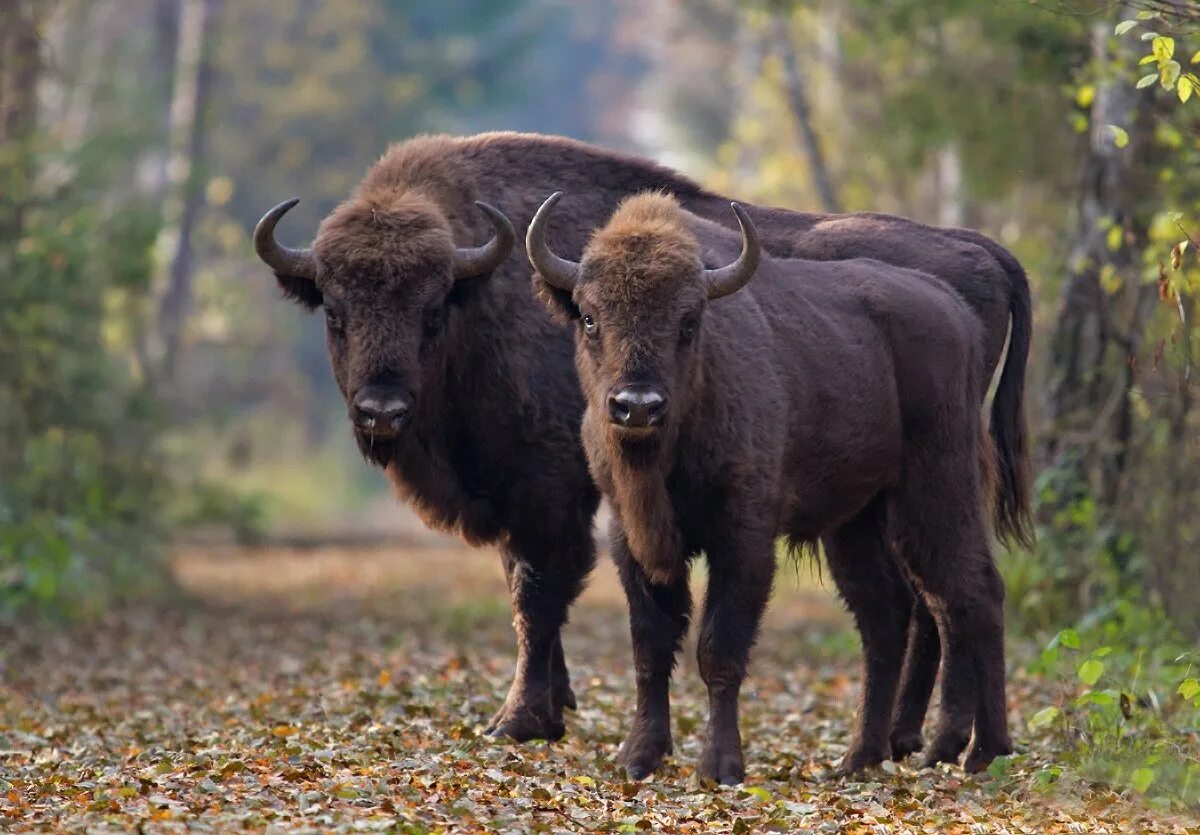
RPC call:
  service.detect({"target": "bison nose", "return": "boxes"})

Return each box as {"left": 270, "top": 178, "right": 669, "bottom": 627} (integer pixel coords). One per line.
{"left": 608, "top": 385, "right": 668, "bottom": 428}
{"left": 350, "top": 385, "right": 411, "bottom": 436}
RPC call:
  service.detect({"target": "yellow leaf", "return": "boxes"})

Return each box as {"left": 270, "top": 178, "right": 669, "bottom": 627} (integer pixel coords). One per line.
{"left": 1152, "top": 36, "right": 1175, "bottom": 62}
{"left": 1076, "top": 84, "right": 1095, "bottom": 107}
{"left": 271, "top": 724, "right": 299, "bottom": 737}
{"left": 1180, "top": 76, "right": 1195, "bottom": 103}
{"left": 377, "top": 669, "right": 392, "bottom": 687}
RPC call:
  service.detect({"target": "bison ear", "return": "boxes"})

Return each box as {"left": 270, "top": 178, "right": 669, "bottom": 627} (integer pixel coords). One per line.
{"left": 532, "top": 273, "right": 578, "bottom": 326}
{"left": 276, "top": 273, "right": 323, "bottom": 311}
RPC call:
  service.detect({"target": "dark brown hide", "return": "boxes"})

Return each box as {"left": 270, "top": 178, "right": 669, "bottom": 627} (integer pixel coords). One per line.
{"left": 254, "top": 131, "right": 1030, "bottom": 752}
{"left": 535, "top": 192, "right": 1012, "bottom": 783}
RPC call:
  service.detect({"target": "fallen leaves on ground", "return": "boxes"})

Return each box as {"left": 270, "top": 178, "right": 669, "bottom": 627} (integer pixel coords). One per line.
{"left": 0, "top": 544, "right": 1196, "bottom": 833}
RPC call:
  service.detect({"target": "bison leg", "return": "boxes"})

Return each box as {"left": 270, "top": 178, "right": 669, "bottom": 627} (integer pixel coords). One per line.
{"left": 612, "top": 523, "right": 691, "bottom": 780}
{"left": 823, "top": 498, "right": 911, "bottom": 775}
{"left": 888, "top": 447, "right": 1011, "bottom": 772}
{"left": 889, "top": 596, "right": 941, "bottom": 760}
{"left": 486, "top": 535, "right": 595, "bottom": 742}
{"left": 961, "top": 557, "right": 1011, "bottom": 773}
{"left": 695, "top": 524, "right": 774, "bottom": 786}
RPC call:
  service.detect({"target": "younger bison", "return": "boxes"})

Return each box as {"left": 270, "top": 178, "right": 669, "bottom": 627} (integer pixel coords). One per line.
{"left": 528, "top": 191, "right": 1012, "bottom": 783}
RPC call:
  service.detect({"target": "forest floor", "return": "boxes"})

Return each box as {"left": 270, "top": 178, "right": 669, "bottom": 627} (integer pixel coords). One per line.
{"left": 2, "top": 541, "right": 1197, "bottom": 833}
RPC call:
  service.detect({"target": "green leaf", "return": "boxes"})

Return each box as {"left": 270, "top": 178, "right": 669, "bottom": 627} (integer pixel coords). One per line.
{"left": 1114, "top": 20, "right": 1138, "bottom": 36}
{"left": 987, "top": 755, "right": 1014, "bottom": 778}
{"left": 1059, "top": 628, "right": 1081, "bottom": 649}
{"left": 1029, "top": 706, "right": 1060, "bottom": 729}
{"left": 1078, "top": 659, "right": 1105, "bottom": 686}
{"left": 1179, "top": 678, "right": 1200, "bottom": 700}
{"left": 1131, "top": 767, "right": 1155, "bottom": 793}
{"left": 1136, "top": 9, "right": 1157, "bottom": 19}
{"left": 1137, "top": 72, "right": 1159, "bottom": 89}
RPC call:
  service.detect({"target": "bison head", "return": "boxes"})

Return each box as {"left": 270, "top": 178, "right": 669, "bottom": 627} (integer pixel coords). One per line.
{"left": 254, "top": 192, "right": 514, "bottom": 464}
{"left": 528, "top": 191, "right": 760, "bottom": 458}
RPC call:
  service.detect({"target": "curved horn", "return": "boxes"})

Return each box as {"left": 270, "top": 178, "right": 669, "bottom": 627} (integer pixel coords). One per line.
{"left": 254, "top": 198, "right": 317, "bottom": 279}
{"left": 452, "top": 201, "right": 516, "bottom": 279}
{"left": 525, "top": 192, "right": 580, "bottom": 291}
{"left": 704, "top": 203, "right": 761, "bottom": 300}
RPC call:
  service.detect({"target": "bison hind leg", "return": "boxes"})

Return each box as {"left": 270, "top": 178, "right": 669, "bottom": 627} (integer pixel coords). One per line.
{"left": 887, "top": 438, "right": 1011, "bottom": 773}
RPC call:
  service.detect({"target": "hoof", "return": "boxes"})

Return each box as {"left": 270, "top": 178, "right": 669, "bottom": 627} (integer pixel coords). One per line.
{"left": 889, "top": 729, "right": 925, "bottom": 761}
{"left": 921, "top": 731, "right": 970, "bottom": 768}
{"left": 698, "top": 746, "right": 745, "bottom": 786}
{"left": 963, "top": 739, "right": 1012, "bottom": 774}
{"left": 617, "top": 725, "right": 672, "bottom": 780}
{"left": 835, "top": 742, "right": 890, "bottom": 777}
{"left": 484, "top": 701, "right": 565, "bottom": 742}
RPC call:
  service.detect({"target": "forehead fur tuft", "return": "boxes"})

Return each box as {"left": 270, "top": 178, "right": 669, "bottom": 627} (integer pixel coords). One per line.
{"left": 309, "top": 135, "right": 483, "bottom": 291}
{"left": 582, "top": 192, "right": 700, "bottom": 296}
{"left": 314, "top": 189, "right": 454, "bottom": 289}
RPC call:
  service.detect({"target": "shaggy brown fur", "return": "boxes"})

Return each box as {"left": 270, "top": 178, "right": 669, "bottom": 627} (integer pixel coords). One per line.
{"left": 532, "top": 192, "right": 1012, "bottom": 783}
{"left": 254, "top": 131, "right": 1031, "bottom": 755}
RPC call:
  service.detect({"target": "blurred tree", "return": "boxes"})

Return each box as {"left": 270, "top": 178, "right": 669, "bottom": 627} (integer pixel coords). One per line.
{"left": 157, "top": 0, "right": 221, "bottom": 378}
{"left": 1, "top": 0, "right": 172, "bottom": 616}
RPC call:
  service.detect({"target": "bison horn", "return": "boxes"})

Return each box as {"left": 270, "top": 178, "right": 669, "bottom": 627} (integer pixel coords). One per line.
{"left": 526, "top": 192, "right": 580, "bottom": 291}
{"left": 452, "top": 201, "right": 516, "bottom": 279}
{"left": 703, "top": 203, "right": 761, "bottom": 300}
{"left": 254, "top": 198, "right": 317, "bottom": 280}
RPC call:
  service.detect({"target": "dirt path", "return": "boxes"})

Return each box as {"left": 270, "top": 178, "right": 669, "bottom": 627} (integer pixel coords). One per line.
{"left": 1, "top": 544, "right": 1194, "bottom": 832}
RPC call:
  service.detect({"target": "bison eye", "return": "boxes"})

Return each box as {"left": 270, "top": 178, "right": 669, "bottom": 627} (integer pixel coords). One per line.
{"left": 680, "top": 319, "right": 698, "bottom": 344}
{"left": 582, "top": 314, "right": 598, "bottom": 336}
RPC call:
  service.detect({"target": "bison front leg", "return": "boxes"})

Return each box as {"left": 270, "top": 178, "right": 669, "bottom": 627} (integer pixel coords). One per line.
{"left": 486, "top": 536, "right": 595, "bottom": 742}
{"left": 612, "top": 524, "right": 691, "bottom": 780}
{"left": 695, "top": 525, "right": 774, "bottom": 786}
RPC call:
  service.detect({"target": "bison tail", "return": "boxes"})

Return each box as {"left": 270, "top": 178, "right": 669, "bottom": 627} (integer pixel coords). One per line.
{"left": 987, "top": 246, "right": 1035, "bottom": 549}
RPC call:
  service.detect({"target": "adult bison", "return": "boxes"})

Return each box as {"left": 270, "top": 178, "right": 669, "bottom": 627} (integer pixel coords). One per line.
{"left": 526, "top": 191, "right": 1012, "bottom": 782}
{"left": 252, "top": 132, "right": 1030, "bottom": 753}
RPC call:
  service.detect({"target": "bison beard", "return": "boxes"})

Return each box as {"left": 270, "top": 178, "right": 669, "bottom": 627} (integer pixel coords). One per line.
{"left": 585, "top": 413, "right": 685, "bottom": 585}
{"left": 251, "top": 131, "right": 1031, "bottom": 764}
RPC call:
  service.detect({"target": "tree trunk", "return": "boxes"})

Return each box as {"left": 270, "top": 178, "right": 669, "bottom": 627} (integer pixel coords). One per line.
{"left": 0, "top": 0, "right": 41, "bottom": 241}
{"left": 935, "top": 144, "right": 964, "bottom": 228}
{"left": 731, "top": 16, "right": 767, "bottom": 190}
{"left": 1040, "top": 6, "right": 1154, "bottom": 588}
{"left": 771, "top": 13, "right": 840, "bottom": 213}
{"left": 156, "top": 0, "right": 219, "bottom": 380}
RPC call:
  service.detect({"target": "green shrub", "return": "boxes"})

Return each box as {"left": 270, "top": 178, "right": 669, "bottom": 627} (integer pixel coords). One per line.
{"left": 0, "top": 140, "right": 171, "bottom": 618}
{"left": 1024, "top": 601, "right": 1200, "bottom": 810}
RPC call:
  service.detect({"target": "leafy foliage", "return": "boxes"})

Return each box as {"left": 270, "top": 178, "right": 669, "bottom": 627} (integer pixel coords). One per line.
{"left": 0, "top": 136, "right": 170, "bottom": 617}
{"left": 1027, "top": 601, "right": 1200, "bottom": 808}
